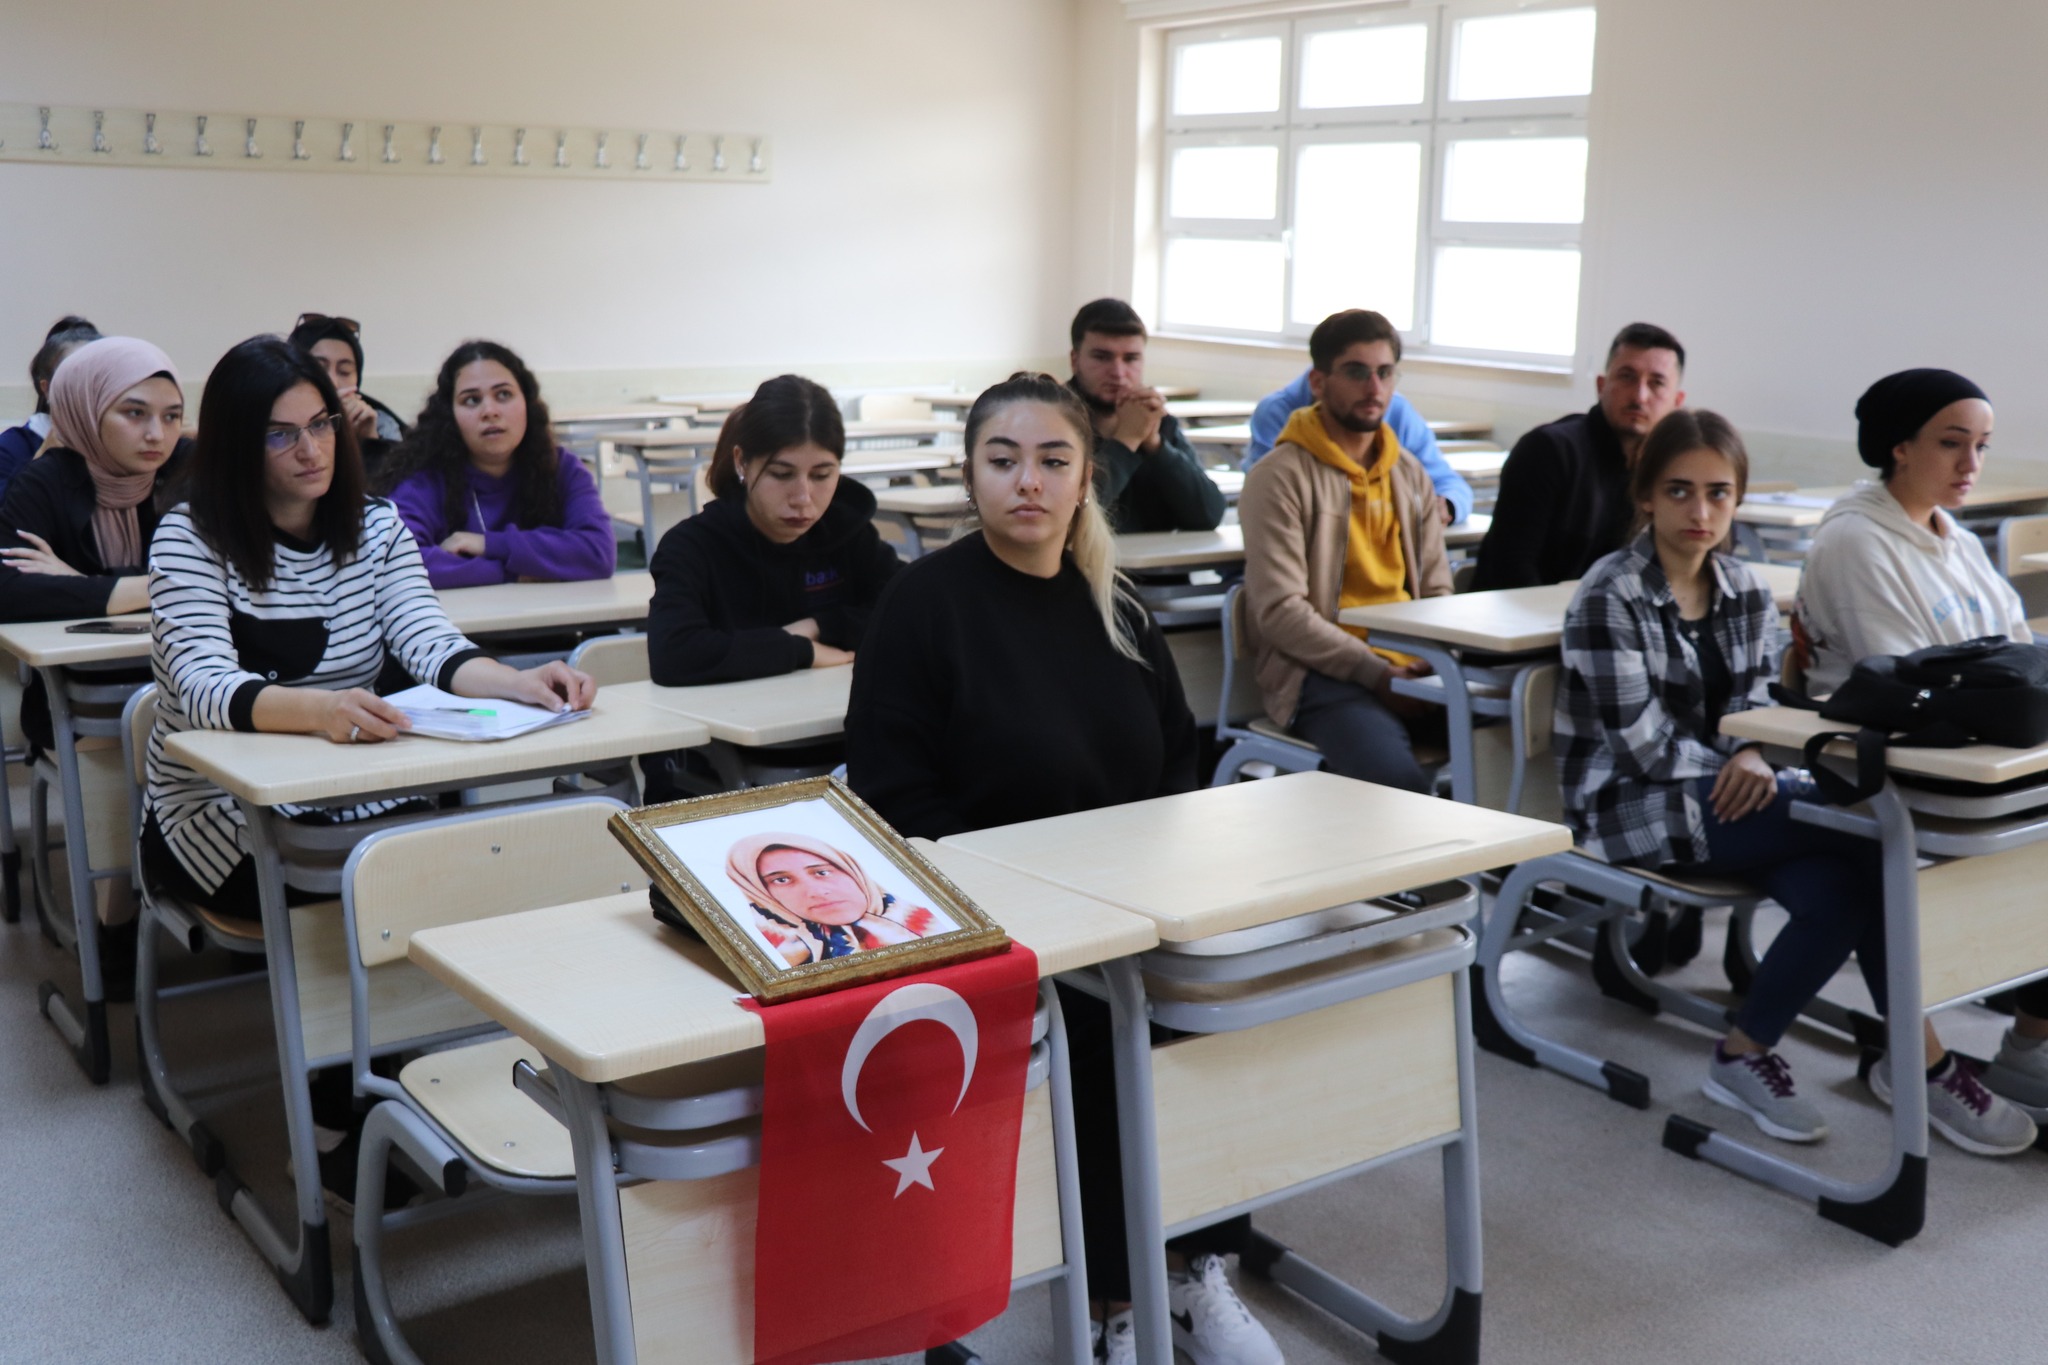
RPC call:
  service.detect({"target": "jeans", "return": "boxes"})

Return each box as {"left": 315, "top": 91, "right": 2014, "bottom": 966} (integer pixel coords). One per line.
{"left": 1290, "top": 670, "right": 1432, "bottom": 794}
{"left": 1678, "top": 770, "right": 1886, "bottom": 1048}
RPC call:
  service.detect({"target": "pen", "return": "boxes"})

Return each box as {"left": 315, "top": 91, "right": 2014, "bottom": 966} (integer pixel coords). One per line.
{"left": 412, "top": 705, "right": 499, "bottom": 716}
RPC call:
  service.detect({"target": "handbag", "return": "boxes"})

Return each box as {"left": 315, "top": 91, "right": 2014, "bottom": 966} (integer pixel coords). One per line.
{"left": 1772, "top": 636, "right": 2048, "bottom": 802}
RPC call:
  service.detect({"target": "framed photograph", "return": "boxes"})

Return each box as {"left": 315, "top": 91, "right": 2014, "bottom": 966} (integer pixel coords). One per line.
{"left": 608, "top": 776, "right": 1011, "bottom": 1003}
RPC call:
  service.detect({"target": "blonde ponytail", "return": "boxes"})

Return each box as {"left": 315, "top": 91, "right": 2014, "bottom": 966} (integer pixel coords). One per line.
{"left": 962, "top": 372, "right": 1150, "bottom": 667}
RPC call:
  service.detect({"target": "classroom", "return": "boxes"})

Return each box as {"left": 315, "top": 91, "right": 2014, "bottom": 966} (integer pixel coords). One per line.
{"left": 6, "top": 1, "right": 2048, "bottom": 1362}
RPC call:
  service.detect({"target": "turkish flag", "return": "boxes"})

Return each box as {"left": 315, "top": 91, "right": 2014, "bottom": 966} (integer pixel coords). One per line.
{"left": 748, "top": 943, "right": 1041, "bottom": 1365}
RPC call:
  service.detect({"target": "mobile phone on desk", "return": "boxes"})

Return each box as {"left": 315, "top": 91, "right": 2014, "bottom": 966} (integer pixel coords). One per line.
{"left": 64, "top": 619, "right": 149, "bottom": 634}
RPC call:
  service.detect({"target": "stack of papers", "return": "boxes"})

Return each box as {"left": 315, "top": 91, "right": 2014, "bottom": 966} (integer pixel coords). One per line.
{"left": 386, "top": 684, "right": 592, "bottom": 742}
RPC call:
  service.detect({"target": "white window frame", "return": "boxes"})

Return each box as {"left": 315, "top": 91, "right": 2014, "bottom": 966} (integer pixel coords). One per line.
{"left": 1154, "top": 0, "right": 1596, "bottom": 364}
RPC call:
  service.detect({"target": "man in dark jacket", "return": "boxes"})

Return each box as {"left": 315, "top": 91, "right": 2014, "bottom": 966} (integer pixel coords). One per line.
{"left": 1067, "top": 298, "right": 1226, "bottom": 534}
{"left": 1471, "top": 322, "right": 1687, "bottom": 590}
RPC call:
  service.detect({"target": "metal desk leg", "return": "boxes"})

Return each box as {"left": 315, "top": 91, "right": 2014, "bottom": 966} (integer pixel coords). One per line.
{"left": 1663, "top": 783, "right": 1929, "bottom": 1245}
{"left": 1103, "top": 957, "right": 1174, "bottom": 1365}
{"left": 633, "top": 453, "right": 659, "bottom": 564}
{"left": 1373, "top": 638, "right": 1479, "bottom": 805}
{"left": 33, "top": 667, "right": 110, "bottom": 1083}
{"left": 1, "top": 687, "right": 19, "bottom": 924}
{"left": 214, "top": 799, "right": 333, "bottom": 1323}
{"left": 557, "top": 1071, "right": 637, "bottom": 1365}
{"left": 1041, "top": 981, "right": 1093, "bottom": 1365}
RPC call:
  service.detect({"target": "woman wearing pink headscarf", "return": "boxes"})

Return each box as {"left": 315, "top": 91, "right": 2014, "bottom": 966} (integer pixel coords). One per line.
{"left": 0, "top": 336, "right": 186, "bottom": 623}
{"left": 724, "top": 831, "right": 943, "bottom": 967}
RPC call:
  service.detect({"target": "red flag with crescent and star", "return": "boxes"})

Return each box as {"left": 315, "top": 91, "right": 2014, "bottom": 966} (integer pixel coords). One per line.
{"left": 747, "top": 943, "right": 1041, "bottom": 1365}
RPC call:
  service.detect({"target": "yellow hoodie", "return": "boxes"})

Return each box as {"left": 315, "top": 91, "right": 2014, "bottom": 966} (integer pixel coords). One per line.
{"left": 1275, "top": 404, "right": 1415, "bottom": 660}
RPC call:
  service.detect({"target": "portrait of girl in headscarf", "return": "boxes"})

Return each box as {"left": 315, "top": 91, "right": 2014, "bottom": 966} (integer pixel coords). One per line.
{"left": 724, "top": 831, "right": 950, "bottom": 967}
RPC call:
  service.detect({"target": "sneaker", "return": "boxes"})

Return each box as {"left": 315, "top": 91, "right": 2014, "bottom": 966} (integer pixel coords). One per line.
{"left": 1168, "top": 1255, "right": 1283, "bottom": 1365}
{"left": 1703, "top": 1046, "right": 1827, "bottom": 1142}
{"left": 1982, "top": 1032, "right": 2048, "bottom": 1110}
{"left": 1869, "top": 1054, "right": 2037, "bottom": 1157}
{"left": 1094, "top": 1310, "right": 1136, "bottom": 1365}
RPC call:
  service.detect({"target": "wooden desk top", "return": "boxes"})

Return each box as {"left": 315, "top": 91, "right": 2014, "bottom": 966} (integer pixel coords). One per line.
{"left": 1345, "top": 564, "right": 1799, "bottom": 652}
{"left": 408, "top": 842, "right": 1158, "bottom": 1083}
{"left": 1443, "top": 448, "right": 1507, "bottom": 479}
{"left": 941, "top": 770, "right": 1569, "bottom": 941}
{"left": 643, "top": 666, "right": 854, "bottom": 746}
{"left": 0, "top": 618, "right": 150, "bottom": 668}
{"left": 1428, "top": 418, "right": 1493, "bottom": 439}
{"left": 1209, "top": 469, "right": 1245, "bottom": 499}
{"left": 1167, "top": 400, "right": 1256, "bottom": 423}
{"left": 163, "top": 680, "right": 708, "bottom": 807}
{"left": 1720, "top": 706, "right": 2048, "bottom": 786}
{"left": 874, "top": 486, "right": 973, "bottom": 516}
{"left": 553, "top": 404, "right": 695, "bottom": 425}
{"left": 1184, "top": 423, "right": 1252, "bottom": 448}
{"left": 1739, "top": 483, "right": 2048, "bottom": 529}
{"left": 1445, "top": 513, "right": 1491, "bottom": 549}
{"left": 1116, "top": 524, "right": 1245, "bottom": 571}
{"left": 439, "top": 573, "right": 655, "bottom": 635}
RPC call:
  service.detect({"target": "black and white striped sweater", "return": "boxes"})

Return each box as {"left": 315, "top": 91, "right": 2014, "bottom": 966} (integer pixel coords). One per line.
{"left": 144, "top": 500, "right": 484, "bottom": 894}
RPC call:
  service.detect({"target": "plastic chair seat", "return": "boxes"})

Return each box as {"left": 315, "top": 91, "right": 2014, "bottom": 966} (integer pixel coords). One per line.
{"left": 1569, "top": 848, "right": 1758, "bottom": 903}
{"left": 1248, "top": 717, "right": 1320, "bottom": 752}
{"left": 399, "top": 1036, "right": 575, "bottom": 1180}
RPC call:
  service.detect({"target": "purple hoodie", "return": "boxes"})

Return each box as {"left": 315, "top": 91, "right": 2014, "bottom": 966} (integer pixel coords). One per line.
{"left": 389, "top": 447, "right": 616, "bottom": 588}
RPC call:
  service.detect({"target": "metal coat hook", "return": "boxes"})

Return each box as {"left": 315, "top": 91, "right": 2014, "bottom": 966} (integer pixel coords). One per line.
{"left": 470, "top": 127, "right": 487, "bottom": 166}
{"left": 339, "top": 122, "right": 356, "bottom": 162}
{"left": 427, "top": 126, "right": 444, "bottom": 165}
{"left": 143, "top": 113, "right": 161, "bottom": 155}
{"left": 748, "top": 138, "right": 763, "bottom": 173}
{"left": 244, "top": 118, "right": 261, "bottom": 159}
{"left": 292, "top": 120, "right": 309, "bottom": 161}
{"left": 554, "top": 130, "right": 568, "bottom": 168}
{"left": 512, "top": 128, "right": 528, "bottom": 166}
{"left": 194, "top": 115, "right": 212, "bottom": 157}
{"left": 634, "top": 132, "right": 649, "bottom": 171}
{"left": 38, "top": 107, "right": 56, "bottom": 152}
{"left": 594, "top": 131, "right": 610, "bottom": 169}
{"left": 673, "top": 133, "right": 689, "bottom": 172}
{"left": 380, "top": 125, "right": 397, "bottom": 164}
{"left": 92, "top": 111, "right": 111, "bottom": 154}
{"left": 711, "top": 135, "right": 726, "bottom": 172}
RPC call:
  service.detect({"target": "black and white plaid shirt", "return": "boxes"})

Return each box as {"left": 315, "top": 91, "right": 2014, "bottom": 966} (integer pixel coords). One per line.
{"left": 1555, "top": 534, "right": 1780, "bottom": 867}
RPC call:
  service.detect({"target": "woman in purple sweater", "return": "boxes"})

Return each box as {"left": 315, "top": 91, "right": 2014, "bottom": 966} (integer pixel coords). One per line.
{"left": 379, "top": 340, "right": 615, "bottom": 588}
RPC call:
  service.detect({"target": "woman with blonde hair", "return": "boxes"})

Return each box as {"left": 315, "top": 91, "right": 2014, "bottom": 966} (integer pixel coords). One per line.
{"left": 724, "top": 831, "right": 940, "bottom": 966}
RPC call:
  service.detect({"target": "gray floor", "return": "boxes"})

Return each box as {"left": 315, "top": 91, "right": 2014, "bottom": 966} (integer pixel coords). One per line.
{"left": 2, "top": 841, "right": 2043, "bottom": 1363}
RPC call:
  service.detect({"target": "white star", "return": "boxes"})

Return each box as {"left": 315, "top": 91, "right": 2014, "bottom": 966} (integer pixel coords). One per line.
{"left": 881, "top": 1131, "right": 944, "bottom": 1197}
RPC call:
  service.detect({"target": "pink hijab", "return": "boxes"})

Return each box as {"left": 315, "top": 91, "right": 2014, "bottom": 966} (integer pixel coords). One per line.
{"left": 47, "top": 337, "right": 181, "bottom": 569}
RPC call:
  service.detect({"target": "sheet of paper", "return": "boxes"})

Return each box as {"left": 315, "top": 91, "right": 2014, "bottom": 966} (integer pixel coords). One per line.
{"left": 385, "top": 683, "right": 591, "bottom": 742}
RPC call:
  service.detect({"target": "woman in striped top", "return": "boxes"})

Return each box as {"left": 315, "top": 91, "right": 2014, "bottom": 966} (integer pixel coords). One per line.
{"left": 141, "top": 336, "right": 597, "bottom": 923}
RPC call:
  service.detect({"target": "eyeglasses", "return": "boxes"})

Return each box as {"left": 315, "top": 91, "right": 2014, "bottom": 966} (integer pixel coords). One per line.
{"left": 264, "top": 414, "right": 341, "bottom": 453}
{"left": 294, "top": 313, "right": 360, "bottom": 336}
{"left": 1334, "top": 362, "right": 1400, "bottom": 385}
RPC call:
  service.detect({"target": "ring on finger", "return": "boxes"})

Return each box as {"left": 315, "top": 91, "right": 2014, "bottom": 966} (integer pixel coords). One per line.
{"left": 349, "top": 724, "right": 362, "bottom": 743}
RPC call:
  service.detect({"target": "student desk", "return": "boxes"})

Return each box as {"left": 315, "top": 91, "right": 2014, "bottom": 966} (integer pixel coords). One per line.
{"left": 1116, "top": 527, "right": 1245, "bottom": 627}
{"left": 1165, "top": 399, "right": 1256, "bottom": 425}
{"left": 409, "top": 845, "right": 1160, "bottom": 1365}
{"left": 1445, "top": 513, "right": 1491, "bottom": 551}
{"left": 942, "top": 772, "right": 1571, "bottom": 1365}
{"left": 156, "top": 683, "right": 712, "bottom": 1322}
{"left": 1660, "top": 706, "right": 2048, "bottom": 1242}
{"left": 1340, "top": 567, "right": 1800, "bottom": 807}
{"left": 552, "top": 405, "right": 696, "bottom": 469}
{"left": 1183, "top": 423, "right": 1252, "bottom": 459}
{"left": 2023, "top": 552, "right": 2048, "bottom": 572}
{"left": 1737, "top": 483, "right": 2048, "bottom": 563}
{"left": 1429, "top": 418, "right": 1494, "bottom": 441}
{"left": 438, "top": 571, "right": 656, "bottom": 639}
{"left": 645, "top": 667, "right": 854, "bottom": 747}
{"left": 873, "top": 484, "right": 973, "bottom": 558}
{"left": 1208, "top": 467, "right": 1244, "bottom": 504}
{"left": 0, "top": 617, "right": 154, "bottom": 1080}
{"left": 1442, "top": 447, "right": 1507, "bottom": 482}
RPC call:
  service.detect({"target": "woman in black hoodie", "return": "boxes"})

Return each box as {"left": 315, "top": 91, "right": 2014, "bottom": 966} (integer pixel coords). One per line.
{"left": 640, "top": 374, "right": 900, "bottom": 796}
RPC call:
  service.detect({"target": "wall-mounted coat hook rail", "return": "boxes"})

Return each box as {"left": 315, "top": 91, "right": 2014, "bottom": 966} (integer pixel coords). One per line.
{"left": 0, "top": 104, "right": 772, "bottom": 184}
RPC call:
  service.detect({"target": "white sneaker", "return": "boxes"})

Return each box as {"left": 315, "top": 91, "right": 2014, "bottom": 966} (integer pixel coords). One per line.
{"left": 1094, "top": 1309, "right": 1136, "bottom": 1365}
{"left": 1982, "top": 1031, "right": 2048, "bottom": 1109}
{"left": 1168, "top": 1255, "right": 1283, "bottom": 1365}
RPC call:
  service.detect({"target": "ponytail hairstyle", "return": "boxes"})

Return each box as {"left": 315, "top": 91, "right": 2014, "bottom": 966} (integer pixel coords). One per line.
{"left": 705, "top": 375, "right": 844, "bottom": 500}
{"left": 376, "top": 340, "right": 562, "bottom": 528}
{"left": 1628, "top": 408, "right": 1749, "bottom": 544}
{"left": 962, "top": 372, "right": 1146, "bottom": 665}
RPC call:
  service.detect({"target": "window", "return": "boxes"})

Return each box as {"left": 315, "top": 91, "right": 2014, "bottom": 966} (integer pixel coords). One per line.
{"left": 1156, "top": 1, "right": 1597, "bottom": 361}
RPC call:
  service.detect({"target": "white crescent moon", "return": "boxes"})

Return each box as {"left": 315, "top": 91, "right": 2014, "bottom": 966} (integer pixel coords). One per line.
{"left": 840, "top": 983, "right": 978, "bottom": 1134}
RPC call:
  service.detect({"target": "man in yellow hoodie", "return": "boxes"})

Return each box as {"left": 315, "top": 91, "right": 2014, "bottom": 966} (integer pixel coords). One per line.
{"left": 1239, "top": 309, "right": 1453, "bottom": 791}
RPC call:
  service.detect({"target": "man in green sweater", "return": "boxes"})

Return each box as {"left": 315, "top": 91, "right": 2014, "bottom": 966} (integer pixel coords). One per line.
{"left": 1067, "top": 298, "right": 1227, "bottom": 533}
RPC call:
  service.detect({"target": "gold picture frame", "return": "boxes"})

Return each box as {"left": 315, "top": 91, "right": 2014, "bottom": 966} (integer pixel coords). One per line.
{"left": 608, "top": 776, "right": 1010, "bottom": 1004}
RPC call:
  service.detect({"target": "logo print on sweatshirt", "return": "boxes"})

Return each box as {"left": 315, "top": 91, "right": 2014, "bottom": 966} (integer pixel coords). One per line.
{"left": 805, "top": 568, "right": 841, "bottom": 592}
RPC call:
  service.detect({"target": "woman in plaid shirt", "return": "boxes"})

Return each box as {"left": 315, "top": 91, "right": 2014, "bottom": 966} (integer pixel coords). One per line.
{"left": 1556, "top": 410, "right": 1891, "bottom": 1145}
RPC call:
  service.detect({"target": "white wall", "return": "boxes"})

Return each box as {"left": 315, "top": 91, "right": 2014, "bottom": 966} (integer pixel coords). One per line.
{"left": 1071, "top": 0, "right": 2048, "bottom": 484}
{"left": 0, "top": 0, "right": 1079, "bottom": 416}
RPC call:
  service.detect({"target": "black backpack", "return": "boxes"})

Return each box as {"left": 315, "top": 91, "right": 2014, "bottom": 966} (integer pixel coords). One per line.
{"left": 1775, "top": 636, "right": 2048, "bottom": 801}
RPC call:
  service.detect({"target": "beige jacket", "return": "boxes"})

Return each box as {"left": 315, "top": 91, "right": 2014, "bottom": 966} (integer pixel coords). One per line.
{"left": 1240, "top": 436, "right": 1453, "bottom": 727}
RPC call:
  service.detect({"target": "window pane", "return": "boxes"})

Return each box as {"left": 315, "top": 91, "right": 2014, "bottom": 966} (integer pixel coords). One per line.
{"left": 1292, "top": 142, "right": 1421, "bottom": 331}
{"left": 1169, "top": 145, "right": 1279, "bottom": 220}
{"left": 1300, "top": 24, "right": 1428, "bottom": 109}
{"left": 1450, "top": 8, "right": 1596, "bottom": 102}
{"left": 1172, "top": 37, "right": 1284, "bottom": 117}
{"left": 1441, "top": 137, "right": 1587, "bottom": 223}
{"left": 1431, "top": 247, "right": 1580, "bottom": 355}
{"left": 1162, "top": 238, "right": 1286, "bottom": 333}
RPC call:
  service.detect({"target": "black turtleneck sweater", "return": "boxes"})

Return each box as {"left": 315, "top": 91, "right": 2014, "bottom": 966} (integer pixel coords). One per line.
{"left": 845, "top": 532, "right": 1198, "bottom": 840}
{"left": 645, "top": 478, "right": 901, "bottom": 685}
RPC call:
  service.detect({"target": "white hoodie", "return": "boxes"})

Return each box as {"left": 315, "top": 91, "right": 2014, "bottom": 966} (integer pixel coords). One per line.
{"left": 1795, "top": 480, "right": 2031, "bottom": 696}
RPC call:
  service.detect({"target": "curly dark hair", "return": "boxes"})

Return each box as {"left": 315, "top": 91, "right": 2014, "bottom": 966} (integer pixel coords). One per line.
{"left": 376, "top": 340, "right": 563, "bottom": 529}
